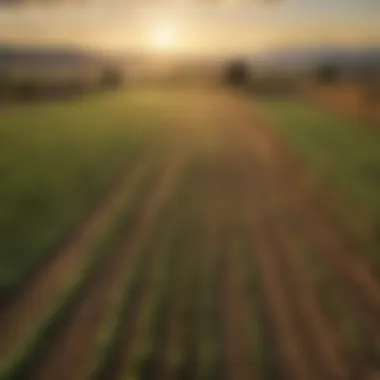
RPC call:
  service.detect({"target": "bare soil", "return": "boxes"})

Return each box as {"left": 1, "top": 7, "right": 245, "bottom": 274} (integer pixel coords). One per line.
{"left": 1, "top": 88, "right": 379, "bottom": 380}
{"left": 0, "top": 156, "right": 151, "bottom": 369}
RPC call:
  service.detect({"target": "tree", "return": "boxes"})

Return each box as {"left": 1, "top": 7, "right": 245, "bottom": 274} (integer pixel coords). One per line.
{"left": 0, "top": 71, "right": 9, "bottom": 95}
{"left": 316, "top": 63, "right": 341, "bottom": 84}
{"left": 223, "top": 60, "right": 250, "bottom": 87}
{"left": 14, "top": 80, "right": 40, "bottom": 100}
{"left": 99, "top": 66, "right": 124, "bottom": 88}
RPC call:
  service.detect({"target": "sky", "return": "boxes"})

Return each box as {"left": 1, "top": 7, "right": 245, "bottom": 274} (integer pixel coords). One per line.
{"left": 0, "top": 0, "right": 379, "bottom": 56}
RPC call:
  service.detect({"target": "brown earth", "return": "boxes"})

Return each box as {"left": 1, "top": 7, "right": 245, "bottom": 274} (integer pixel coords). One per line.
{"left": 0, "top": 155, "right": 153, "bottom": 371}
{"left": 1, "top": 88, "right": 379, "bottom": 380}
{"left": 24, "top": 154, "right": 185, "bottom": 380}
{"left": 310, "top": 84, "right": 380, "bottom": 127}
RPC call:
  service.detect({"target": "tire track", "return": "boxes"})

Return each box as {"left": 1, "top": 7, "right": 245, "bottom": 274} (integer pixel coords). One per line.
{"left": 153, "top": 230, "right": 195, "bottom": 380}
{"left": 92, "top": 155, "right": 187, "bottom": 380}
{"left": 226, "top": 92, "right": 380, "bottom": 377}
{"left": 245, "top": 167, "right": 318, "bottom": 380}
{"left": 268, "top": 167, "right": 377, "bottom": 378}
{"left": 0, "top": 154, "right": 154, "bottom": 372}
{"left": 248, "top": 97, "right": 380, "bottom": 342}
{"left": 218, "top": 145, "right": 258, "bottom": 380}
{"left": 259, "top": 170, "right": 351, "bottom": 380}
{"left": 290, "top": 191, "right": 380, "bottom": 341}
{"left": 23, "top": 153, "right": 185, "bottom": 380}
{"left": 221, "top": 230, "right": 258, "bottom": 380}
{"left": 116, "top": 180, "right": 187, "bottom": 380}
{"left": 157, "top": 175, "right": 206, "bottom": 380}
{"left": 271, "top": 138, "right": 380, "bottom": 376}
{"left": 0, "top": 149, "right": 141, "bottom": 313}
{"left": 133, "top": 204, "right": 186, "bottom": 380}
{"left": 222, "top": 96, "right": 320, "bottom": 380}
{"left": 194, "top": 167, "right": 225, "bottom": 380}
{"left": 256, "top": 118, "right": 380, "bottom": 351}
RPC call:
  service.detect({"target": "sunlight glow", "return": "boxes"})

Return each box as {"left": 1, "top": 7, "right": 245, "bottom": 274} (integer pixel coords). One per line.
{"left": 149, "top": 25, "right": 178, "bottom": 51}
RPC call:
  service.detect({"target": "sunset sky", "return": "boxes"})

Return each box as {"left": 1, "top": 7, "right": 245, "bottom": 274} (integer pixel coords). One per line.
{"left": 0, "top": 0, "right": 379, "bottom": 56}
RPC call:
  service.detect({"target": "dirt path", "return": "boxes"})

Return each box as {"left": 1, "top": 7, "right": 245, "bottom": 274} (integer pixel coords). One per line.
{"left": 22, "top": 152, "right": 185, "bottom": 380}
{"left": 2, "top": 88, "right": 380, "bottom": 380}
{"left": 218, "top": 136, "right": 258, "bottom": 380}
{"left": 250, "top": 95, "right": 380, "bottom": 347}
{"left": 228, "top": 92, "right": 380, "bottom": 378}
{"left": 153, "top": 229, "right": 196, "bottom": 380}
{"left": 248, "top": 97, "right": 380, "bottom": 330}
{"left": 0, "top": 154, "right": 156, "bottom": 373}
{"left": 221, "top": 226, "right": 258, "bottom": 380}
{"left": 246, "top": 175, "right": 318, "bottom": 380}
{"left": 292, "top": 195, "right": 380, "bottom": 339}
{"left": 217, "top": 98, "right": 317, "bottom": 380}
{"left": 254, "top": 168, "right": 350, "bottom": 380}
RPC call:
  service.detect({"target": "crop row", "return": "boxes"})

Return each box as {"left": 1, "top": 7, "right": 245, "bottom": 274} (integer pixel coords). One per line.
{"left": 89, "top": 163, "right": 193, "bottom": 380}
{"left": 0, "top": 154, "right": 161, "bottom": 380}
{"left": 0, "top": 98, "right": 159, "bottom": 293}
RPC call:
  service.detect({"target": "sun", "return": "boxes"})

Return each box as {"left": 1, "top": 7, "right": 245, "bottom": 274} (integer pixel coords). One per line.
{"left": 150, "top": 25, "right": 178, "bottom": 51}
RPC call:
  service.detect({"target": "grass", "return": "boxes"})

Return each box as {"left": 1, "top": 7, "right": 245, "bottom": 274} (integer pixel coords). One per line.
{"left": 4, "top": 87, "right": 379, "bottom": 379}
{"left": 130, "top": 213, "right": 181, "bottom": 380}
{"left": 257, "top": 99, "right": 380, "bottom": 221}
{"left": 196, "top": 209, "right": 222, "bottom": 380}
{"left": 298, "top": 239, "right": 380, "bottom": 368}
{"left": 91, "top": 165, "right": 192, "bottom": 380}
{"left": 0, "top": 90, "right": 160, "bottom": 293}
{"left": 272, "top": 174, "right": 380, "bottom": 369}
{"left": 0, "top": 155, "right": 158, "bottom": 380}
{"left": 257, "top": 98, "right": 380, "bottom": 268}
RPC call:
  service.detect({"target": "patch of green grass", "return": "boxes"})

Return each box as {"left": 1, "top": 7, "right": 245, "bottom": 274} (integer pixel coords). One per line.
{"left": 257, "top": 99, "right": 380, "bottom": 221}
{"left": 300, "top": 240, "right": 380, "bottom": 366}
{"left": 196, "top": 221, "right": 222, "bottom": 380}
{"left": 273, "top": 187, "right": 380, "bottom": 367}
{"left": 131, "top": 218, "right": 182, "bottom": 380}
{"left": 91, "top": 163, "right": 194, "bottom": 380}
{"left": 0, "top": 157, "right": 157, "bottom": 380}
{"left": 0, "top": 91, "right": 160, "bottom": 292}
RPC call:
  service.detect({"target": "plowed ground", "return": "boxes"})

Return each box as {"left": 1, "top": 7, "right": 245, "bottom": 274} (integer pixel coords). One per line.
{"left": 1, "top": 88, "right": 379, "bottom": 380}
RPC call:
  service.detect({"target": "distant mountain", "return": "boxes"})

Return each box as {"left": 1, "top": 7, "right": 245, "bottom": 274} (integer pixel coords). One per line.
{"left": 249, "top": 46, "right": 380, "bottom": 71}
{"left": 0, "top": 45, "right": 116, "bottom": 70}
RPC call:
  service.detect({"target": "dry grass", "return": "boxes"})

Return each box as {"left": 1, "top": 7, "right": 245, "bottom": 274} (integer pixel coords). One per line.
{"left": 311, "top": 84, "right": 380, "bottom": 126}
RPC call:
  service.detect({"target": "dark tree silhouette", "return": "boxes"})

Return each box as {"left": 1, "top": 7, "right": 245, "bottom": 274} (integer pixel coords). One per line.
{"left": 100, "top": 66, "right": 124, "bottom": 88}
{"left": 316, "top": 64, "right": 341, "bottom": 84}
{"left": 15, "top": 81, "right": 40, "bottom": 100}
{"left": 0, "top": 71, "right": 12, "bottom": 93}
{"left": 223, "top": 60, "right": 250, "bottom": 87}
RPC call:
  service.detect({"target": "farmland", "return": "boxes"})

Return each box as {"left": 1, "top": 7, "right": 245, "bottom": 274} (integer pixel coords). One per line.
{"left": 0, "top": 87, "right": 380, "bottom": 380}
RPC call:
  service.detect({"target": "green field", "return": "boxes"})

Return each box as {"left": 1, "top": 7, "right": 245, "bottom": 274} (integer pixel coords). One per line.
{"left": 257, "top": 99, "right": 380, "bottom": 221}
{"left": 257, "top": 99, "right": 380, "bottom": 269}
{"left": 0, "top": 88, "right": 379, "bottom": 380}
{"left": 0, "top": 91, "right": 165, "bottom": 292}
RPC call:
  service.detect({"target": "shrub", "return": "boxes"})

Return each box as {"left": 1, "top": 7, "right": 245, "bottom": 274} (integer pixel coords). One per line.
{"left": 316, "top": 64, "right": 341, "bottom": 84}
{"left": 223, "top": 60, "right": 250, "bottom": 88}
{"left": 100, "top": 67, "right": 124, "bottom": 89}
{"left": 14, "top": 80, "right": 40, "bottom": 100}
